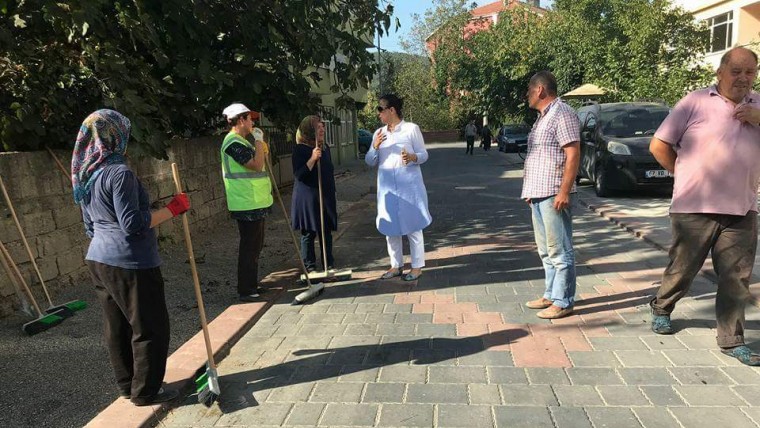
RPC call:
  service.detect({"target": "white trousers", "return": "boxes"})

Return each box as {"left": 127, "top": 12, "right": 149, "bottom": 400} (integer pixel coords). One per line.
{"left": 386, "top": 230, "right": 425, "bottom": 269}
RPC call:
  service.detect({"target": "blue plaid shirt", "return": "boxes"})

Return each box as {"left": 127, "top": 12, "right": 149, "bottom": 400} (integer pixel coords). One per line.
{"left": 521, "top": 98, "right": 580, "bottom": 199}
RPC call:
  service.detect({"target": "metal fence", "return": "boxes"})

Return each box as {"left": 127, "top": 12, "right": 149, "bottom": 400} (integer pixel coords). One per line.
{"left": 259, "top": 125, "right": 294, "bottom": 159}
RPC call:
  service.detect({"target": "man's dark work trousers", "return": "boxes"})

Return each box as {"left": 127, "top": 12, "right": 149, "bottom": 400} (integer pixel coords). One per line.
{"left": 466, "top": 137, "right": 475, "bottom": 154}
{"left": 300, "top": 229, "right": 334, "bottom": 271}
{"left": 237, "top": 218, "right": 266, "bottom": 295}
{"left": 651, "top": 212, "right": 757, "bottom": 348}
{"left": 87, "top": 261, "right": 170, "bottom": 399}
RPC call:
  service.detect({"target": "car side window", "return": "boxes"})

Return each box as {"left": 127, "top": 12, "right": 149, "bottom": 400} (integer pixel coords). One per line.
{"left": 584, "top": 114, "right": 597, "bottom": 133}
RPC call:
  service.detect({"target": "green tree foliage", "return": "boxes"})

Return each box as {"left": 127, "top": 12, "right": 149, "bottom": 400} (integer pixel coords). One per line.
{"left": 431, "top": 0, "right": 713, "bottom": 123}
{"left": 0, "top": 0, "right": 394, "bottom": 157}
{"left": 393, "top": 55, "right": 457, "bottom": 130}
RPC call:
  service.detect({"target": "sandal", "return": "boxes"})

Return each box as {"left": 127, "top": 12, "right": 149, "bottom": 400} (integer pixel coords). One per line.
{"left": 403, "top": 270, "right": 422, "bottom": 281}
{"left": 380, "top": 268, "right": 403, "bottom": 279}
{"left": 721, "top": 345, "right": 760, "bottom": 366}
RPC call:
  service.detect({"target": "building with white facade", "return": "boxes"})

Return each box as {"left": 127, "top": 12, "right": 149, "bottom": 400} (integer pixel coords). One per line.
{"left": 672, "top": 0, "right": 760, "bottom": 69}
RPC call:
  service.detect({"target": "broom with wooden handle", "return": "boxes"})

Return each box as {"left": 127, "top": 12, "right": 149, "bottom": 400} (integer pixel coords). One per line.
{"left": 0, "top": 239, "right": 65, "bottom": 335}
{"left": 170, "top": 163, "right": 220, "bottom": 406}
{"left": 0, "top": 175, "right": 85, "bottom": 317}
{"left": 251, "top": 128, "right": 324, "bottom": 305}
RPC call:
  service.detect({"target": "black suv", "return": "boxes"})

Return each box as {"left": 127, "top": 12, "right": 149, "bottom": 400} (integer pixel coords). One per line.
{"left": 576, "top": 102, "right": 672, "bottom": 196}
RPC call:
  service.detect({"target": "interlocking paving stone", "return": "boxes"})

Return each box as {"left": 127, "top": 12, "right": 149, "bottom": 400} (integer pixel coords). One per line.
{"left": 377, "top": 404, "right": 434, "bottom": 427}
{"left": 342, "top": 313, "right": 368, "bottom": 324}
{"left": 327, "top": 303, "right": 358, "bottom": 313}
{"left": 674, "top": 335, "right": 717, "bottom": 350}
{"left": 525, "top": 368, "right": 571, "bottom": 385}
{"left": 667, "top": 367, "right": 736, "bottom": 385}
{"left": 395, "top": 313, "right": 434, "bottom": 324}
{"left": 469, "top": 384, "right": 502, "bottom": 405}
{"left": 365, "top": 313, "right": 398, "bottom": 323}
{"left": 215, "top": 403, "right": 293, "bottom": 427}
{"left": 674, "top": 385, "right": 744, "bottom": 406}
{"left": 596, "top": 385, "right": 650, "bottom": 406}
{"left": 566, "top": 368, "right": 624, "bottom": 385}
{"left": 584, "top": 407, "right": 642, "bottom": 428}
{"left": 284, "top": 403, "right": 325, "bottom": 426}
{"left": 616, "top": 368, "right": 678, "bottom": 385}
{"left": 362, "top": 383, "right": 406, "bottom": 403}
{"left": 640, "top": 335, "right": 688, "bottom": 350}
{"left": 670, "top": 407, "right": 757, "bottom": 428}
{"left": 500, "top": 385, "right": 558, "bottom": 406}
{"left": 310, "top": 382, "right": 364, "bottom": 403}
{"left": 631, "top": 407, "right": 681, "bottom": 428}
{"left": 493, "top": 406, "right": 554, "bottom": 428}
{"left": 376, "top": 323, "right": 416, "bottom": 336}
{"left": 411, "top": 349, "right": 457, "bottom": 365}
{"left": 488, "top": 367, "right": 529, "bottom": 384}
{"left": 721, "top": 366, "right": 760, "bottom": 385}
{"left": 590, "top": 337, "right": 649, "bottom": 351}
{"left": 267, "top": 383, "right": 315, "bottom": 402}
{"left": 732, "top": 386, "right": 760, "bottom": 406}
{"left": 406, "top": 384, "right": 468, "bottom": 404}
{"left": 639, "top": 386, "right": 686, "bottom": 406}
{"left": 549, "top": 406, "right": 593, "bottom": 428}
{"left": 355, "top": 303, "right": 386, "bottom": 313}
{"left": 383, "top": 303, "right": 413, "bottom": 313}
{"left": 458, "top": 350, "right": 514, "bottom": 366}
{"left": 615, "top": 351, "right": 672, "bottom": 367}
{"left": 338, "top": 366, "right": 379, "bottom": 382}
{"left": 343, "top": 323, "right": 377, "bottom": 336}
{"left": 663, "top": 349, "right": 725, "bottom": 366}
{"left": 415, "top": 323, "right": 457, "bottom": 337}
{"left": 438, "top": 404, "right": 494, "bottom": 427}
{"left": 379, "top": 365, "right": 427, "bottom": 383}
{"left": 568, "top": 351, "right": 621, "bottom": 367}
{"left": 429, "top": 366, "right": 488, "bottom": 383}
{"left": 551, "top": 385, "right": 604, "bottom": 406}
{"left": 365, "top": 349, "right": 413, "bottom": 366}
{"left": 319, "top": 403, "right": 378, "bottom": 426}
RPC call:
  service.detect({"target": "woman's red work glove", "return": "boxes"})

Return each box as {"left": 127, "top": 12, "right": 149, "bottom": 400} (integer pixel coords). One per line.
{"left": 167, "top": 193, "right": 190, "bottom": 216}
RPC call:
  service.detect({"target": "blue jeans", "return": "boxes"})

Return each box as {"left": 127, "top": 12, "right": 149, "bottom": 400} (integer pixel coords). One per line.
{"left": 530, "top": 195, "right": 576, "bottom": 308}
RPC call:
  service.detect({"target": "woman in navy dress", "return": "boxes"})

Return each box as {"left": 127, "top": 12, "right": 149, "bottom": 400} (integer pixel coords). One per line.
{"left": 290, "top": 115, "right": 337, "bottom": 271}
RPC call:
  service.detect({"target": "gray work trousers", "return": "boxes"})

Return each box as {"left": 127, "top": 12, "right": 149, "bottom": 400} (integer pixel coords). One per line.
{"left": 651, "top": 212, "right": 757, "bottom": 348}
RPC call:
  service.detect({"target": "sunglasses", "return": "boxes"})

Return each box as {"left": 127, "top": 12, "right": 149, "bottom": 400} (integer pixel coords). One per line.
{"left": 376, "top": 105, "right": 390, "bottom": 113}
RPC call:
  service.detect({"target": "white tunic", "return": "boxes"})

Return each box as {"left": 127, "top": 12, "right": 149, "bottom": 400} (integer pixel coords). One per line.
{"left": 365, "top": 121, "right": 432, "bottom": 236}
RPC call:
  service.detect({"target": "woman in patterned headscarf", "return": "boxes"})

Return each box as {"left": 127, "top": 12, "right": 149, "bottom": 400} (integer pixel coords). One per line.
{"left": 72, "top": 109, "right": 190, "bottom": 406}
{"left": 290, "top": 115, "right": 337, "bottom": 272}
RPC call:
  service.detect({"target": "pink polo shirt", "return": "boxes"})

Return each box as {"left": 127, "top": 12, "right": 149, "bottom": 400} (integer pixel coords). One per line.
{"left": 655, "top": 86, "right": 760, "bottom": 215}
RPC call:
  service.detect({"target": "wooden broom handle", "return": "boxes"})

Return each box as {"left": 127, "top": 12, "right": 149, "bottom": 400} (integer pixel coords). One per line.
{"left": 0, "top": 175, "right": 53, "bottom": 306}
{"left": 45, "top": 146, "right": 69, "bottom": 179}
{"left": 0, "top": 239, "right": 43, "bottom": 316}
{"left": 263, "top": 155, "right": 313, "bottom": 287}
{"left": 170, "top": 163, "right": 216, "bottom": 368}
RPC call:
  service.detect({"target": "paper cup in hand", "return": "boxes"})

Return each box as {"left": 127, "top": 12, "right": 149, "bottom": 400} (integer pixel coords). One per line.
{"left": 252, "top": 127, "right": 265, "bottom": 142}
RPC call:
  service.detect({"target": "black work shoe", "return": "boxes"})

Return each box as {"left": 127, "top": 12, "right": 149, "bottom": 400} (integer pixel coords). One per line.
{"left": 131, "top": 388, "right": 179, "bottom": 406}
{"left": 239, "top": 291, "right": 262, "bottom": 302}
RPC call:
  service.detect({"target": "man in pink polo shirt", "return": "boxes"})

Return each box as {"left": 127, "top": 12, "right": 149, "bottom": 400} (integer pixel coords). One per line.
{"left": 649, "top": 46, "right": 760, "bottom": 366}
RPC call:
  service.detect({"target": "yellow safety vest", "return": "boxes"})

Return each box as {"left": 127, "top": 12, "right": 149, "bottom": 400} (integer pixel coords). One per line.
{"left": 220, "top": 132, "right": 273, "bottom": 211}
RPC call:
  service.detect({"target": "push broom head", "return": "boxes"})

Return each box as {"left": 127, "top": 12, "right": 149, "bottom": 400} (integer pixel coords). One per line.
{"left": 195, "top": 365, "right": 220, "bottom": 406}
{"left": 22, "top": 310, "right": 64, "bottom": 336}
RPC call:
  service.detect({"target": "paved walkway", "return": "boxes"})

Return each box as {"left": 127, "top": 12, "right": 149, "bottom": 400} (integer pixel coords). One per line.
{"left": 161, "top": 144, "right": 760, "bottom": 428}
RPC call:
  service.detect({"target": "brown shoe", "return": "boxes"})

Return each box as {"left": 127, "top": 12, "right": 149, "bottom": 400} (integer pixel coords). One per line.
{"left": 536, "top": 305, "right": 573, "bottom": 319}
{"left": 525, "top": 297, "right": 553, "bottom": 309}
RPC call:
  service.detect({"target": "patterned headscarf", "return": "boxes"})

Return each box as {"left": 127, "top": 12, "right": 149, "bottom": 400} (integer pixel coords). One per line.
{"left": 295, "top": 115, "right": 321, "bottom": 147}
{"left": 71, "top": 109, "right": 130, "bottom": 204}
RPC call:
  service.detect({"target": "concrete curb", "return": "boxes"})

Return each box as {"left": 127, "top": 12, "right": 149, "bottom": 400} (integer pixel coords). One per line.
{"left": 576, "top": 194, "right": 760, "bottom": 308}
{"left": 85, "top": 166, "right": 374, "bottom": 428}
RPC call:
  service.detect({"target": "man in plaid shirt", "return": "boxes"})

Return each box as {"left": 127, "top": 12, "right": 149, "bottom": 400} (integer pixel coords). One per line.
{"left": 521, "top": 71, "right": 581, "bottom": 319}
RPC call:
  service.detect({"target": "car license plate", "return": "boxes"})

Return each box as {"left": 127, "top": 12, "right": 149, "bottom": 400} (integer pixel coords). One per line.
{"left": 645, "top": 170, "right": 672, "bottom": 178}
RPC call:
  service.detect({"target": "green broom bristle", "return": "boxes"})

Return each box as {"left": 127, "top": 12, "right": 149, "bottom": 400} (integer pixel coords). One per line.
{"left": 64, "top": 300, "right": 87, "bottom": 311}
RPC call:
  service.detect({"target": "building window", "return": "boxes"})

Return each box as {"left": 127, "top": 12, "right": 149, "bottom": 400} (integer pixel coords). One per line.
{"left": 707, "top": 11, "right": 733, "bottom": 53}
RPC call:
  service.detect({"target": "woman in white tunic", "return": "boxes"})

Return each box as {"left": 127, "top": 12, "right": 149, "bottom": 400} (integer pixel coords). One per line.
{"left": 365, "top": 94, "right": 432, "bottom": 281}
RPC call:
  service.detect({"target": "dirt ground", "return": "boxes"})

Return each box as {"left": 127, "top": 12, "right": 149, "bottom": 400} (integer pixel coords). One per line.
{"left": 0, "top": 159, "right": 375, "bottom": 428}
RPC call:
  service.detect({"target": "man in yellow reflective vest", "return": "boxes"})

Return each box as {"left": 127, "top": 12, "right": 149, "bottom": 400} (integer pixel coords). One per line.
{"left": 221, "top": 103, "right": 273, "bottom": 302}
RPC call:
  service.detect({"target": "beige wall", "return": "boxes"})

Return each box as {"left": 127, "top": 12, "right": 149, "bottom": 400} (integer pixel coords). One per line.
{"left": 0, "top": 138, "right": 294, "bottom": 317}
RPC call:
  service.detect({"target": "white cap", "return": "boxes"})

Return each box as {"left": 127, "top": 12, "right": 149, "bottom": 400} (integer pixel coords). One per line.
{"left": 223, "top": 103, "right": 253, "bottom": 119}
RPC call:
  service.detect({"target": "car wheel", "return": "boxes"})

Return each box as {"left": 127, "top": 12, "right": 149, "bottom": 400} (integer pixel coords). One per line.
{"left": 594, "top": 167, "right": 613, "bottom": 197}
